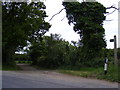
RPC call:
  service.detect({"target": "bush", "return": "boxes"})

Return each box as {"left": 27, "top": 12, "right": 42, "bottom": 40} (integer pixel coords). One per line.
{"left": 37, "top": 56, "right": 46, "bottom": 66}
{"left": 15, "top": 54, "right": 28, "bottom": 62}
{"left": 18, "top": 61, "right": 21, "bottom": 63}
{"left": 117, "top": 48, "right": 120, "bottom": 60}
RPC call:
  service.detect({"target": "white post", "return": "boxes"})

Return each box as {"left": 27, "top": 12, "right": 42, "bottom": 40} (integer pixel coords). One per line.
{"left": 104, "top": 57, "right": 108, "bottom": 75}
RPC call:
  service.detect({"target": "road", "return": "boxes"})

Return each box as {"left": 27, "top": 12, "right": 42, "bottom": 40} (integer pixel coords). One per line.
{"left": 2, "top": 64, "right": 119, "bottom": 88}
{"left": 2, "top": 70, "right": 118, "bottom": 88}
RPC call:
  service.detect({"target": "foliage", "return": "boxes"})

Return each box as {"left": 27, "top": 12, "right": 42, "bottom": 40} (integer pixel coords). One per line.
{"left": 118, "top": 48, "right": 120, "bottom": 82}
{"left": 58, "top": 63, "right": 119, "bottom": 82}
{"left": 117, "top": 48, "right": 120, "bottom": 60}
{"left": 2, "top": 64, "right": 22, "bottom": 70}
{"left": 2, "top": 2, "right": 50, "bottom": 66}
{"left": 16, "top": 61, "right": 32, "bottom": 64}
{"left": 28, "top": 39, "right": 47, "bottom": 65}
{"left": 28, "top": 34, "right": 71, "bottom": 68}
{"left": 14, "top": 54, "right": 28, "bottom": 61}
{"left": 28, "top": 33, "right": 107, "bottom": 69}
{"left": 62, "top": 1, "right": 107, "bottom": 65}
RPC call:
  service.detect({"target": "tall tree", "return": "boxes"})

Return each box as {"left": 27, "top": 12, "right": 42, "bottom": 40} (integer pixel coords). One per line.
{"left": 62, "top": 1, "right": 107, "bottom": 64}
{"left": 2, "top": 2, "right": 51, "bottom": 66}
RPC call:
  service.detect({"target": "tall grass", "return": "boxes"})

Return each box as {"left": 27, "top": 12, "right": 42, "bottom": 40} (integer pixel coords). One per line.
{"left": 58, "top": 63, "right": 119, "bottom": 82}
{"left": 2, "top": 64, "right": 22, "bottom": 70}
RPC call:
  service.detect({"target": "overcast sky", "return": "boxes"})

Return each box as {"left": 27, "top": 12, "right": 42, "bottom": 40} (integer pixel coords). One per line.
{"left": 43, "top": 0, "right": 119, "bottom": 49}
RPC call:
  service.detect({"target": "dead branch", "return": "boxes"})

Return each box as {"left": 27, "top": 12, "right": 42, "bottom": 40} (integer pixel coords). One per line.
{"left": 61, "top": 17, "right": 65, "bottom": 21}
{"left": 105, "top": 5, "right": 119, "bottom": 16}
{"left": 105, "top": 9, "right": 117, "bottom": 16}
{"left": 106, "top": 5, "right": 119, "bottom": 10}
{"left": 49, "top": 5, "right": 119, "bottom": 22}
{"left": 104, "top": 19, "right": 113, "bottom": 21}
{"left": 49, "top": 8, "right": 65, "bottom": 22}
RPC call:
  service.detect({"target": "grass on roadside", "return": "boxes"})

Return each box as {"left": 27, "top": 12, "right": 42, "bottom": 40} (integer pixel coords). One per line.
{"left": 57, "top": 64, "right": 119, "bottom": 82}
{"left": 2, "top": 65, "right": 22, "bottom": 71}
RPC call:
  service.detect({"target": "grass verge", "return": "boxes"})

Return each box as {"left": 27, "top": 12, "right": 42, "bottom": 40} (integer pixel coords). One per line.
{"left": 57, "top": 64, "right": 119, "bottom": 82}
{"left": 2, "top": 65, "right": 22, "bottom": 71}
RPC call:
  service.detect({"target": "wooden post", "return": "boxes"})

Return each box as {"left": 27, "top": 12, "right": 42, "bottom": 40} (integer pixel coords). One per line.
{"left": 114, "top": 35, "right": 118, "bottom": 65}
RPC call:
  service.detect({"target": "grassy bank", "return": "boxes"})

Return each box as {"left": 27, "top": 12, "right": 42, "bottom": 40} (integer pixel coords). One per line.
{"left": 57, "top": 64, "right": 119, "bottom": 82}
{"left": 2, "top": 65, "right": 22, "bottom": 71}
{"left": 32, "top": 62, "right": 119, "bottom": 82}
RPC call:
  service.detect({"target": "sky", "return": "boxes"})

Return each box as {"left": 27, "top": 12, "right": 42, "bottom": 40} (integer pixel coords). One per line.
{"left": 43, "top": 0, "right": 119, "bottom": 49}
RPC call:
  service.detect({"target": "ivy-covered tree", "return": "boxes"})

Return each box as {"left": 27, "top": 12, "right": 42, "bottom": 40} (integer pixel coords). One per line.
{"left": 2, "top": 2, "right": 51, "bottom": 66}
{"left": 62, "top": 1, "right": 107, "bottom": 65}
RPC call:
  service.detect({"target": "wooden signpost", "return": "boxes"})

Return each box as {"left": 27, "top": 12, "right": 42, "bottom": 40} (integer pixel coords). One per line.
{"left": 110, "top": 35, "right": 118, "bottom": 65}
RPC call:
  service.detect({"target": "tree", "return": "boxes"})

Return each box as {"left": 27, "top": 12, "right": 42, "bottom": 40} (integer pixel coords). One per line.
{"left": 28, "top": 33, "right": 72, "bottom": 68}
{"left": 2, "top": 2, "right": 51, "bottom": 66}
{"left": 62, "top": 1, "right": 107, "bottom": 65}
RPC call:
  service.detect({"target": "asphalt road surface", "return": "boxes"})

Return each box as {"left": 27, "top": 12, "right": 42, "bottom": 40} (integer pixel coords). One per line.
{"left": 2, "top": 71, "right": 118, "bottom": 88}
{"left": 2, "top": 64, "right": 119, "bottom": 88}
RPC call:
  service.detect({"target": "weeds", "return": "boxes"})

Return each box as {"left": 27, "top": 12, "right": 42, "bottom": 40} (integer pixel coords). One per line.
{"left": 57, "top": 63, "right": 119, "bottom": 82}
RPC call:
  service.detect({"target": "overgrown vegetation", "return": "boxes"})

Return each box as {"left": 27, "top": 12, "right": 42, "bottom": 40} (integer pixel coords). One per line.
{"left": 28, "top": 34, "right": 114, "bottom": 68}
{"left": 15, "top": 54, "right": 28, "bottom": 61}
{"left": 63, "top": 1, "right": 107, "bottom": 64}
{"left": 27, "top": 1, "right": 108, "bottom": 69}
{"left": 2, "top": 2, "right": 50, "bottom": 66}
{"left": 2, "top": 1, "right": 119, "bottom": 82}
{"left": 2, "top": 64, "right": 22, "bottom": 71}
{"left": 58, "top": 63, "right": 119, "bottom": 82}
